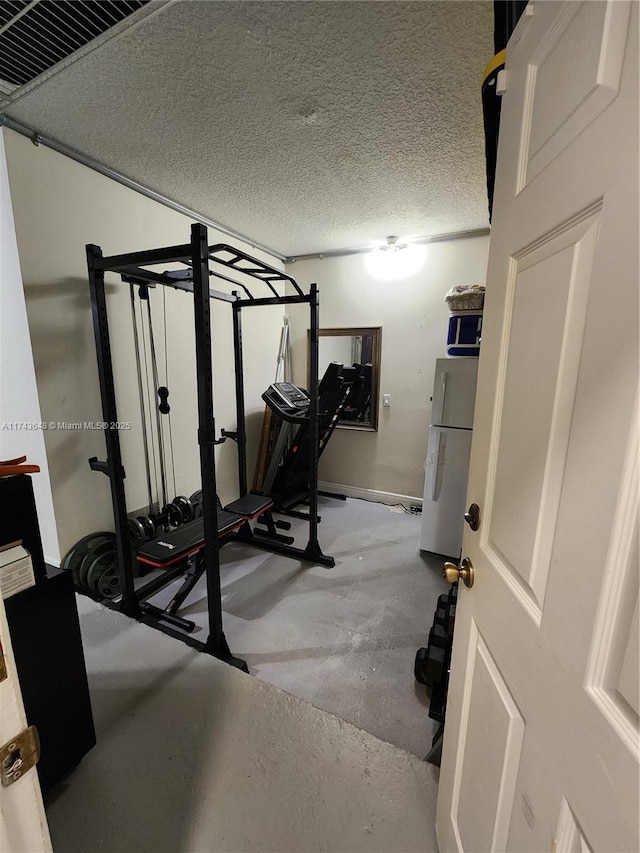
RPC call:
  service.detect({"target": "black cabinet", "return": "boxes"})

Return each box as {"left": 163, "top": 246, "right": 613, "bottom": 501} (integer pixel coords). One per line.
{"left": 6, "top": 569, "right": 96, "bottom": 792}
{"left": 1, "top": 475, "right": 95, "bottom": 791}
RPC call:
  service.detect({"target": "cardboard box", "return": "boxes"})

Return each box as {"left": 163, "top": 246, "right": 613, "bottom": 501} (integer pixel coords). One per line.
{"left": 0, "top": 541, "right": 36, "bottom": 599}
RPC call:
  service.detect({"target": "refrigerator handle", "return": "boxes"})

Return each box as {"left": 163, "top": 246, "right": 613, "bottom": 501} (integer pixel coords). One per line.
{"left": 436, "top": 371, "right": 448, "bottom": 425}
{"left": 431, "top": 430, "right": 444, "bottom": 501}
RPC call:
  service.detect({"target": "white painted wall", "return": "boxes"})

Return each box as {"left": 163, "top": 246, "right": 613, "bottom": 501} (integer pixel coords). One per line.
{"left": 0, "top": 130, "right": 60, "bottom": 563}
{"left": 3, "top": 129, "right": 285, "bottom": 557}
{"left": 287, "top": 236, "right": 490, "bottom": 499}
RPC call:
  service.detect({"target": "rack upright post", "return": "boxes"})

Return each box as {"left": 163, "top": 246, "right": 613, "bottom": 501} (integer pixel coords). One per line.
{"left": 86, "top": 243, "right": 140, "bottom": 618}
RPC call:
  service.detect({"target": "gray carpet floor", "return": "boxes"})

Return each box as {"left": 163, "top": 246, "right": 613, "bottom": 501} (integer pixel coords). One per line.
{"left": 146, "top": 496, "right": 449, "bottom": 757}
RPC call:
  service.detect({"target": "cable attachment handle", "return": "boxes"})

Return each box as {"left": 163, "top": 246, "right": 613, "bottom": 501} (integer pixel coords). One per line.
{"left": 158, "top": 386, "right": 170, "bottom": 414}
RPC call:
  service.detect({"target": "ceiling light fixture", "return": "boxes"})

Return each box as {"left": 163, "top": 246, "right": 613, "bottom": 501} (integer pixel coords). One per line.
{"left": 379, "top": 235, "right": 408, "bottom": 252}
{"left": 365, "top": 237, "right": 427, "bottom": 281}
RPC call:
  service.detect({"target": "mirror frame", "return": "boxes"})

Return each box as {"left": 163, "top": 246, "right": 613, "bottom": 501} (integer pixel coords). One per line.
{"left": 308, "top": 326, "right": 382, "bottom": 432}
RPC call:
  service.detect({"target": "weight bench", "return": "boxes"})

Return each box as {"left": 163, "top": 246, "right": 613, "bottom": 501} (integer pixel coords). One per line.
{"left": 223, "top": 493, "right": 274, "bottom": 521}
{"left": 136, "top": 494, "right": 273, "bottom": 632}
{"left": 136, "top": 511, "right": 245, "bottom": 570}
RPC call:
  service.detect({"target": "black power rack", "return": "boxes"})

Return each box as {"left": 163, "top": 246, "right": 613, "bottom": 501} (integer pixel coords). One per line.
{"left": 87, "top": 223, "right": 333, "bottom": 670}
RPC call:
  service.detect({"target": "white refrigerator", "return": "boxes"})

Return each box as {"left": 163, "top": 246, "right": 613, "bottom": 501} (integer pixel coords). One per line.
{"left": 420, "top": 358, "right": 478, "bottom": 558}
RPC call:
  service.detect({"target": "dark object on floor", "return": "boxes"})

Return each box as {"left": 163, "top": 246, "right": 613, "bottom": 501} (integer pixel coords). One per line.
{"left": 414, "top": 584, "right": 457, "bottom": 766}
{"left": 5, "top": 568, "right": 96, "bottom": 791}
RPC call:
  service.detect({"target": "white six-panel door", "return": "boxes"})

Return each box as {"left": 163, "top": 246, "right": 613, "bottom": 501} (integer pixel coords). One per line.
{"left": 436, "top": 3, "right": 639, "bottom": 851}
{"left": 0, "top": 590, "right": 52, "bottom": 852}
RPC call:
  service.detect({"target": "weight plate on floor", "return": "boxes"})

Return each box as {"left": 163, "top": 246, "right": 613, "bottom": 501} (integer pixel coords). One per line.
{"left": 172, "top": 495, "right": 194, "bottom": 523}
{"left": 128, "top": 516, "right": 146, "bottom": 549}
{"left": 62, "top": 532, "right": 115, "bottom": 587}
{"left": 85, "top": 549, "right": 117, "bottom": 596}
{"left": 96, "top": 564, "right": 121, "bottom": 600}
{"left": 78, "top": 537, "right": 117, "bottom": 592}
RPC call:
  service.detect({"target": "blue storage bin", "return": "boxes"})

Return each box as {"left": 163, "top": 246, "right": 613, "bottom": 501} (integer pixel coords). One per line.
{"left": 446, "top": 311, "right": 482, "bottom": 357}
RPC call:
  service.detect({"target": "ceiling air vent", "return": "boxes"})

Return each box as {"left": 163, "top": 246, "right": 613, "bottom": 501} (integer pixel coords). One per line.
{"left": 0, "top": 0, "right": 148, "bottom": 92}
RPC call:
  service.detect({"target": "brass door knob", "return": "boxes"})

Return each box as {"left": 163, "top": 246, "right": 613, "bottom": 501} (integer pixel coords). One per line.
{"left": 442, "top": 557, "right": 475, "bottom": 589}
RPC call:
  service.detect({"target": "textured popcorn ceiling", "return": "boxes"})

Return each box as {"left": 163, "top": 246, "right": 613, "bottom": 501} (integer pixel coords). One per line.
{"left": 5, "top": 0, "right": 493, "bottom": 256}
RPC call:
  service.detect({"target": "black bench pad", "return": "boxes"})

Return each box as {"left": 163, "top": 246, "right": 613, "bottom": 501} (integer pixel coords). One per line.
{"left": 136, "top": 512, "right": 245, "bottom": 568}
{"left": 224, "top": 493, "right": 274, "bottom": 519}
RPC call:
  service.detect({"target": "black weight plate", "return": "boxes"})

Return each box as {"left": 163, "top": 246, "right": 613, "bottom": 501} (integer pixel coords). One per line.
{"left": 62, "top": 532, "right": 115, "bottom": 587}
{"left": 85, "top": 549, "right": 117, "bottom": 596}
{"left": 189, "top": 490, "right": 202, "bottom": 517}
{"left": 139, "top": 515, "right": 156, "bottom": 541}
{"left": 62, "top": 531, "right": 114, "bottom": 573}
{"left": 165, "top": 502, "right": 184, "bottom": 527}
{"left": 173, "top": 495, "right": 194, "bottom": 523}
{"left": 97, "top": 565, "right": 122, "bottom": 600}
{"left": 128, "top": 516, "right": 146, "bottom": 549}
{"left": 188, "top": 491, "right": 223, "bottom": 515}
{"left": 78, "top": 538, "right": 117, "bottom": 592}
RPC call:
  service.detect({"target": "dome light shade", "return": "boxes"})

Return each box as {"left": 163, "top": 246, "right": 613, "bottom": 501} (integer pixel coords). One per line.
{"left": 365, "top": 240, "right": 427, "bottom": 280}
{"left": 379, "top": 236, "right": 408, "bottom": 252}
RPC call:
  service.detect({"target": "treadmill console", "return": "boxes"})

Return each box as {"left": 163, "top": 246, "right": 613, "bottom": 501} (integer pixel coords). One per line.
{"left": 262, "top": 382, "right": 311, "bottom": 422}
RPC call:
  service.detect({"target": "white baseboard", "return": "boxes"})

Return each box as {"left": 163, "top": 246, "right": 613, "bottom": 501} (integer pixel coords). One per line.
{"left": 318, "top": 481, "right": 422, "bottom": 508}
{"left": 45, "top": 555, "right": 61, "bottom": 569}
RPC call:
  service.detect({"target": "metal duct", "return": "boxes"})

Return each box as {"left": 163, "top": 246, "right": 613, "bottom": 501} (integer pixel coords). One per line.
{"left": 0, "top": 0, "right": 147, "bottom": 91}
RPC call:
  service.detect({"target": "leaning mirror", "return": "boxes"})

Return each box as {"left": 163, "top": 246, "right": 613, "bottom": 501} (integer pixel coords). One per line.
{"left": 308, "top": 327, "right": 382, "bottom": 432}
